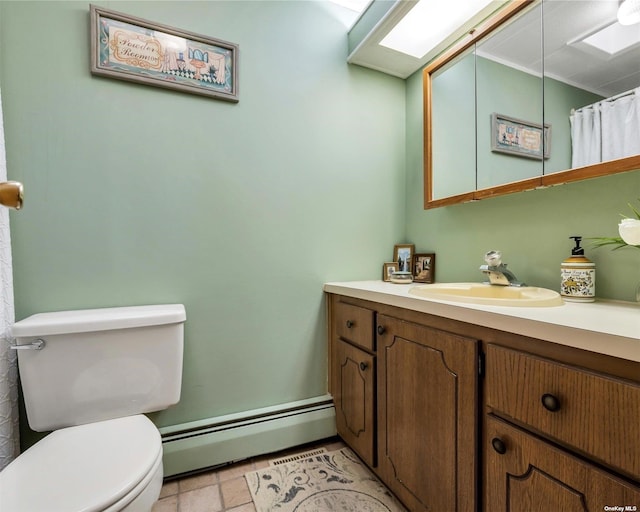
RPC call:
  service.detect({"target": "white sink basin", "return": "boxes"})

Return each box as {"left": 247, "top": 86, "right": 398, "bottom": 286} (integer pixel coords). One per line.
{"left": 408, "top": 283, "right": 563, "bottom": 307}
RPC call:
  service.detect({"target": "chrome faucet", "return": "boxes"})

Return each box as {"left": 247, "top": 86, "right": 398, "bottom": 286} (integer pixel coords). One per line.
{"left": 479, "top": 250, "right": 526, "bottom": 287}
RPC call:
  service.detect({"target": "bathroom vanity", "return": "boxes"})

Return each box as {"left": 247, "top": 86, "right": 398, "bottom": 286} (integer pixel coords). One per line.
{"left": 324, "top": 281, "right": 640, "bottom": 512}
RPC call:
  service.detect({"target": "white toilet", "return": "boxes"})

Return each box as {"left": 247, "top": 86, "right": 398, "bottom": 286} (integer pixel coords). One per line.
{"left": 0, "top": 304, "right": 186, "bottom": 512}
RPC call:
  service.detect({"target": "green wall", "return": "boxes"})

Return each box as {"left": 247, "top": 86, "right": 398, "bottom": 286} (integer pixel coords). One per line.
{"left": 406, "top": 67, "right": 640, "bottom": 302}
{"left": 0, "top": 1, "right": 406, "bottom": 440}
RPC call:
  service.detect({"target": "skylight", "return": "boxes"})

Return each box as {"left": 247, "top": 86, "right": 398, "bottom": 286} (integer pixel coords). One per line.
{"left": 571, "top": 20, "right": 640, "bottom": 58}
{"left": 379, "top": 0, "right": 494, "bottom": 58}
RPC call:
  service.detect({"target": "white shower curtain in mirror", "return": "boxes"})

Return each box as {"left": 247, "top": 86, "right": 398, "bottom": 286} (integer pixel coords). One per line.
{"left": 0, "top": 89, "right": 19, "bottom": 471}
{"left": 570, "top": 104, "right": 601, "bottom": 168}
{"left": 570, "top": 87, "right": 640, "bottom": 168}
{"left": 601, "top": 88, "right": 640, "bottom": 163}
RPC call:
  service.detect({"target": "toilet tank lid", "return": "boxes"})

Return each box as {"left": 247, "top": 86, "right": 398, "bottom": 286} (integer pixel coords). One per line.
{"left": 12, "top": 304, "right": 186, "bottom": 337}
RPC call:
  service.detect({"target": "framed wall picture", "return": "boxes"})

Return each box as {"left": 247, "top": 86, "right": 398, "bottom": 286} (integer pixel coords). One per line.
{"left": 393, "top": 244, "right": 415, "bottom": 274}
{"left": 413, "top": 253, "right": 435, "bottom": 283}
{"left": 90, "top": 4, "right": 239, "bottom": 102}
{"left": 382, "top": 262, "right": 399, "bottom": 282}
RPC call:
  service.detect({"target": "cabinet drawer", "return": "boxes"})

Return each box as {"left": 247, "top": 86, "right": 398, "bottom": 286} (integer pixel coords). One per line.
{"left": 335, "top": 301, "right": 375, "bottom": 351}
{"left": 486, "top": 344, "right": 640, "bottom": 480}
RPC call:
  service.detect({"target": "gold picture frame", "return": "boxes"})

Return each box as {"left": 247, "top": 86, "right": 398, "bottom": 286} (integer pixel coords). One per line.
{"left": 392, "top": 244, "right": 415, "bottom": 274}
{"left": 413, "top": 253, "right": 435, "bottom": 283}
{"left": 382, "top": 262, "right": 399, "bottom": 282}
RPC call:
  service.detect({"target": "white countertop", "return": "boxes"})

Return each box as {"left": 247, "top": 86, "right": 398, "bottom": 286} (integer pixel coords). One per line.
{"left": 323, "top": 281, "right": 640, "bottom": 363}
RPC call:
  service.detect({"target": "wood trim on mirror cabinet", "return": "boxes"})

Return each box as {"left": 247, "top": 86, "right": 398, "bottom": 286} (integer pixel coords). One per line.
{"left": 474, "top": 176, "right": 543, "bottom": 201}
{"left": 541, "top": 155, "right": 640, "bottom": 187}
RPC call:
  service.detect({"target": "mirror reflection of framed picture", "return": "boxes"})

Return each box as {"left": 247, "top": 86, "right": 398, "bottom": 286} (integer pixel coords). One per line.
{"left": 382, "top": 262, "right": 399, "bottom": 282}
{"left": 393, "top": 244, "right": 415, "bottom": 274}
{"left": 491, "top": 113, "right": 551, "bottom": 159}
{"left": 413, "top": 253, "right": 435, "bottom": 283}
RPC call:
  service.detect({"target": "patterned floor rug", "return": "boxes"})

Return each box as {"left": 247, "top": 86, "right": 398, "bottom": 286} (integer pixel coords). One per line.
{"left": 244, "top": 447, "right": 407, "bottom": 512}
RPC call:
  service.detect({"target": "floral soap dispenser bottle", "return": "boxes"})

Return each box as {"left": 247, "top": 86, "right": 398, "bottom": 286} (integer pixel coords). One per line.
{"left": 561, "top": 236, "right": 595, "bottom": 302}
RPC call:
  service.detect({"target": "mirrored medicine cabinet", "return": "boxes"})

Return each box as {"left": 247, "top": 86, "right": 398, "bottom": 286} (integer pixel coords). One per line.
{"left": 424, "top": 0, "right": 640, "bottom": 209}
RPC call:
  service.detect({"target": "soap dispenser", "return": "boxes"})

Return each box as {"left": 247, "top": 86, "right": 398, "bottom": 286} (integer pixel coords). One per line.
{"left": 560, "top": 236, "right": 595, "bottom": 302}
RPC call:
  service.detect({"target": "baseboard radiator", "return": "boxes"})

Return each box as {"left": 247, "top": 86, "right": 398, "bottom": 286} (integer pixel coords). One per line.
{"left": 159, "top": 395, "right": 336, "bottom": 477}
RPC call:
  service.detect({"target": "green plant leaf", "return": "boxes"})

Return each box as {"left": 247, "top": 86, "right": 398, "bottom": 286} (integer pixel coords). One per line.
{"left": 589, "top": 236, "right": 630, "bottom": 251}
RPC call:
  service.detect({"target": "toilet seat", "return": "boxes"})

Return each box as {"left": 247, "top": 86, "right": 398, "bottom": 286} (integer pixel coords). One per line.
{"left": 0, "top": 415, "right": 162, "bottom": 512}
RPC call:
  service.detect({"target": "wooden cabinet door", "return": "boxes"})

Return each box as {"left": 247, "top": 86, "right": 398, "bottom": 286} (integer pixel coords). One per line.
{"left": 485, "top": 415, "right": 640, "bottom": 512}
{"left": 334, "top": 339, "right": 376, "bottom": 467}
{"left": 377, "top": 315, "right": 478, "bottom": 512}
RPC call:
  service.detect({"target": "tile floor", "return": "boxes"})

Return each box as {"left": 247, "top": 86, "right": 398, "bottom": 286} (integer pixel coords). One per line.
{"left": 152, "top": 436, "right": 347, "bottom": 512}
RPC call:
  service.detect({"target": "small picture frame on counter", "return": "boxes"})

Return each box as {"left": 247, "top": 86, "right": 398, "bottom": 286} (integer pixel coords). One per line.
{"left": 413, "top": 253, "right": 435, "bottom": 283}
{"left": 382, "top": 262, "right": 399, "bottom": 282}
{"left": 393, "top": 244, "right": 415, "bottom": 274}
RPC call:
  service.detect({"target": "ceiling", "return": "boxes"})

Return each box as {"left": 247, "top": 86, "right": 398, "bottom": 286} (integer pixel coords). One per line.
{"left": 478, "top": 0, "right": 640, "bottom": 98}
{"left": 349, "top": 0, "right": 640, "bottom": 98}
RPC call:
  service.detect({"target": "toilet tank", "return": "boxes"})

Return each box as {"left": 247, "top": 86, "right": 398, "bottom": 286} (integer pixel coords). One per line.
{"left": 12, "top": 304, "right": 186, "bottom": 432}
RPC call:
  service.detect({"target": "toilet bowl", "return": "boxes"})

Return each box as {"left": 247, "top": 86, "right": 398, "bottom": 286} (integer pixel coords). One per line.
{"left": 0, "top": 415, "right": 163, "bottom": 511}
{"left": 0, "top": 304, "right": 186, "bottom": 512}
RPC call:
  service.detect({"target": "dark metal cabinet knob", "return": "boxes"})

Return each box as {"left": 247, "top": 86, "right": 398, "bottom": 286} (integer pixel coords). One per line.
{"left": 491, "top": 437, "right": 507, "bottom": 455}
{"left": 541, "top": 393, "right": 561, "bottom": 412}
{"left": 359, "top": 362, "right": 368, "bottom": 371}
{"left": 377, "top": 325, "right": 386, "bottom": 335}
{"left": 346, "top": 320, "right": 354, "bottom": 328}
